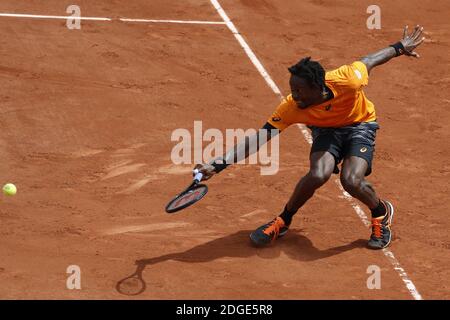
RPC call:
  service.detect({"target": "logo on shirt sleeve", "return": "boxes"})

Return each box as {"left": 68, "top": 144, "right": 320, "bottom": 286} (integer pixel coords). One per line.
{"left": 354, "top": 69, "right": 362, "bottom": 79}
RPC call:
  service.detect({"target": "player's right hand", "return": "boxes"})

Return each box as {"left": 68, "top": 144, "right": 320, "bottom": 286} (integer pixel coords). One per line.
{"left": 193, "top": 163, "right": 216, "bottom": 181}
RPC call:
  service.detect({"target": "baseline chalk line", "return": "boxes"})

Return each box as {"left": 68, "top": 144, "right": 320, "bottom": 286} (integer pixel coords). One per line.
{"left": 0, "top": 13, "right": 225, "bottom": 25}
{"left": 0, "top": 13, "right": 111, "bottom": 21}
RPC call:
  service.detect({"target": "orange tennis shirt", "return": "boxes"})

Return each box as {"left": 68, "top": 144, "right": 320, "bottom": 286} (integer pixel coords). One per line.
{"left": 267, "top": 61, "right": 376, "bottom": 130}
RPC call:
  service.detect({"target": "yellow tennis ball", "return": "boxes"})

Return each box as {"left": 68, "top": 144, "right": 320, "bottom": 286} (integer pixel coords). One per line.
{"left": 3, "top": 183, "right": 17, "bottom": 196}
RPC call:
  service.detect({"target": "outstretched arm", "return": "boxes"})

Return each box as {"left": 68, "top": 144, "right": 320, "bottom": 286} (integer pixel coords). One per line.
{"left": 194, "top": 123, "right": 280, "bottom": 180}
{"left": 360, "top": 25, "right": 425, "bottom": 74}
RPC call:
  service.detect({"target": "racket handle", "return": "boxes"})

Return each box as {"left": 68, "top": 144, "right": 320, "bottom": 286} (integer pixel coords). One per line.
{"left": 193, "top": 169, "right": 203, "bottom": 183}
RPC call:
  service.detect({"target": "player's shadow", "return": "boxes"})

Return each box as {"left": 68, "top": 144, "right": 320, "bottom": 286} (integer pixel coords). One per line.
{"left": 116, "top": 229, "right": 367, "bottom": 296}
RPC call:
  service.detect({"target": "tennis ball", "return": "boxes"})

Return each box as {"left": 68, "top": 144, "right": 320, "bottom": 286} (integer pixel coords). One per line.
{"left": 3, "top": 183, "right": 17, "bottom": 196}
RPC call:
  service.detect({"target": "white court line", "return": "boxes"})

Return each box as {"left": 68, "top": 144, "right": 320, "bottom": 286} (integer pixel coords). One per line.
{"left": 0, "top": 13, "right": 225, "bottom": 25}
{"left": 0, "top": 13, "right": 111, "bottom": 21}
{"left": 209, "top": 0, "right": 423, "bottom": 300}
{"left": 120, "top": 18, "right": 225, "bottom": 25}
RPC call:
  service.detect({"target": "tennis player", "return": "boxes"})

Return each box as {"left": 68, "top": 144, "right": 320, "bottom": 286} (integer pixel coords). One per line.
{"left": 195, "top": 25, "right": 425, "bottom": 249}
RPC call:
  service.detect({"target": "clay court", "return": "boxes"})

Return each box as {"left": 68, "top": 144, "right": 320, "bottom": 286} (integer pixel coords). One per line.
{"left": 0, "top": 0, "right": 449, "bottom": 299}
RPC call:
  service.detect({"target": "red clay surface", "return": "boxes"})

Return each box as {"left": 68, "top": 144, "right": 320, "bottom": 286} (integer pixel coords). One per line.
{"left": 0, "top": 0, "right": 449, "bottom": 299}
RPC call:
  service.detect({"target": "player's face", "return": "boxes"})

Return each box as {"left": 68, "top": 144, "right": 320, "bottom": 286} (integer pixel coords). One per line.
{"left": 289, "top": 75, "right": 322, "bottom": 109}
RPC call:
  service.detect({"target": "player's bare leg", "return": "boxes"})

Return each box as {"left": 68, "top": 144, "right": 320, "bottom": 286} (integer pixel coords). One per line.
{"left": 250, "top": 151, "right": 335, "bottom": 246}
{"left": 285, "top": 151, "right": 335, "bottom": 215}
{"left": 340, "top": 156, "right": 394, "bottom": 249}
{"left": 340, "top": 156, "right": 378, "bottom": 208}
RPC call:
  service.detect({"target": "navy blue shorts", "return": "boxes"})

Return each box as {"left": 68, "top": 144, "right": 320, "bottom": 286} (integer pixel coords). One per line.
{"left": 309, "top": 122, "right": 379, "bottom": 176}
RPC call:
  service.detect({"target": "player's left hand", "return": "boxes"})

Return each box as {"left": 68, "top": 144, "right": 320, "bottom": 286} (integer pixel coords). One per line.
{"left": 400, "top": 25, "right": 425, "bottom": 58}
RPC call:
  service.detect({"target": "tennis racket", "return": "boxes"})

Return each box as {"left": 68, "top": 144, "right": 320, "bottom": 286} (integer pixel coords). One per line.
{"left": 165, "top": 169, "right": 208, "bottom": 213}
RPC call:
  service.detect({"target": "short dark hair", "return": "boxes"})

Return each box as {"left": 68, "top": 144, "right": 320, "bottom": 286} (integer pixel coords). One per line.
{"left": 288, "top": 57, "right": 325, "bottom": 89}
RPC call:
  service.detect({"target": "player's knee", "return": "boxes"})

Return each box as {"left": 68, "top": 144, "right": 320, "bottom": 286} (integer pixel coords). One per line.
{"left": 340, "top": 174, "right": 363, "bottom": 193}
{"left": 308, "top": 169, "right": 332, "bottom": 187}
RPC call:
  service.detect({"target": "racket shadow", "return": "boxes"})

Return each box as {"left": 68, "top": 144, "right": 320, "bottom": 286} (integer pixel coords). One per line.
{"left": 116, "top": 229, "right": 366, "bottom": 296}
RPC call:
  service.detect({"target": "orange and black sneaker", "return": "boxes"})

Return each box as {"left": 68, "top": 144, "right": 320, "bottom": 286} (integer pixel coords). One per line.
{"left": 368, "top": 200, "right": 394, "bottom": 249}
{"left": 250, "top": 217, "right": 289, "bottom": 246}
